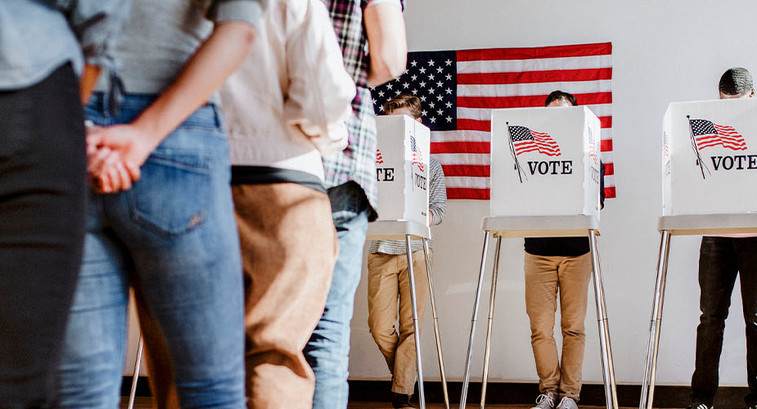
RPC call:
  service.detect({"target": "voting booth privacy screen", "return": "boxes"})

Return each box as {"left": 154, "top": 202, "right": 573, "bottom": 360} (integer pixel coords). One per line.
{"left": 375, "top": 115, "right": 430, "bottom": 224}
{"left": 663, "top": 98, "right": 757, "bottom": 216}
{"left": 490, "top": 106, "right": 602, "bottom": 217}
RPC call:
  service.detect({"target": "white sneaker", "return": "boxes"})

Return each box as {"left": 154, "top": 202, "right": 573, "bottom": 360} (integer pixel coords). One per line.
{"left": 556, "top": 396, "right": 578, "bottom": 409}
{"left": 531, "top": 392, "right": 556, "bottom": 409}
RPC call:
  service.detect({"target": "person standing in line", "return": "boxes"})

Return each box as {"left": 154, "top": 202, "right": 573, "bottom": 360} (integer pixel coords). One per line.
{"left": 0, "top": 1, "right": 129, "bottom": 407}
{"left": 55, "top": 1, "right": 262, "bottom": 408}
{"left": 133, "top": 0, "right": 356, "bottom": 407}
{"left": 526, "top": 91, "right": 605, "bottom": 409}
{"left": 304, "top": 0, "right": 407, "bottom": 408}
{"left": 687, "top": 67, "right": 757, "bottom": 409}
{"left": 366, "top": 94, "right": 447, "bottom": 409}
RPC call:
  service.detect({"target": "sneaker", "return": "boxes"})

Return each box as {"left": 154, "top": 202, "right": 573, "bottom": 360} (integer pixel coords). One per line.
{"left": 391, "top": 392, "right": 414, "bottom": 409}
{"left": 687, "top": 403, "right": 713, "bottom": 409}
{"left": 556, "top": 396, "right": 579, "bottom": 409}
{"left": 531, "top": 392, "right": 556, "bottom": 409}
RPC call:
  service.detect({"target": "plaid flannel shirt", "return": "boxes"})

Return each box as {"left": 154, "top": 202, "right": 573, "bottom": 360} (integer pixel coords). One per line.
{"left": 322, "top": 0, "right": 404, "bottom": 221}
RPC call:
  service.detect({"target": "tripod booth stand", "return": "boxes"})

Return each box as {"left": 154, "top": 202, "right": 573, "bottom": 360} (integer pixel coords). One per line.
{"left": 457, "top": 216, "right": 618, "bottom": 409}
{"left": 639, "top": 215, "right": 757, "bottom": 409}
{"left": 366, "top": 220, "right": 451, "bottom": 409}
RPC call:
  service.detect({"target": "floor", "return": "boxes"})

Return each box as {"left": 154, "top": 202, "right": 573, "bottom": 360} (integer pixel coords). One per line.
{"left": 120, "top": 397, "right": 641, "bottom": 409}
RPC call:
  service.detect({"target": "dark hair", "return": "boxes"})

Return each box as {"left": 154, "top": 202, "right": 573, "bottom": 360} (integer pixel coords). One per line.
{"left": 719, "top": 67, "right": 754, "bottom": 96}
{"left": 383, "top": 94, "right": 423, "bottom": 119}
{"left": 544, "top": 90, "right": 577, "bottom": 107}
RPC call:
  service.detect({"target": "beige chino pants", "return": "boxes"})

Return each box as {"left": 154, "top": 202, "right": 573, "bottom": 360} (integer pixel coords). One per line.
{"left": 524, "top": 252, "right": 591, "bottom": 401}
{"left": 367, "top": 249, "right": 431, "bottom": 395}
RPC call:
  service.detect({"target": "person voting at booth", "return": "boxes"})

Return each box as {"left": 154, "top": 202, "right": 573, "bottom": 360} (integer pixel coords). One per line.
{"left": 687, "top": 67, "right": 757, "bottom": 409}
{"left": 526, "top": 91, "right": 605, "bottom": 409}
{"left": 367, "top": 94, "right": 447, "bottom": 409}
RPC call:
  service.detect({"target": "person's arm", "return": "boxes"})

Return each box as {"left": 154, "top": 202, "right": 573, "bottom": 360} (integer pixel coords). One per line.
{"left": 88, "top": 20, "right": 257, "bottom": 193}
{"left": 428, "top": 157, "right": 447, "bottom": 225}
{"left": 80, "top": 64, "right": 101, "bottom": 103}
{"left": 364, "top": 1, "right": 407, "bottom": 87}
{"left": 284, "top": 0, "right": 355, "bottom": 155}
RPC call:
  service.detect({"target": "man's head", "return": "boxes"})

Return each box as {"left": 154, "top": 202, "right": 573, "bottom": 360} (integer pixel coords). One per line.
{"left": 383, "top": 94, "right": 423, "bottom": 122}
{"left": 545, "top": 90, "right": 578, "bottom": 107}
{"left": 719, "top": 67, "right": 754, "bottom": 99}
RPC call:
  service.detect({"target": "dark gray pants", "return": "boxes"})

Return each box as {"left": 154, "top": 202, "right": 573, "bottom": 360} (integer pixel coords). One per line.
{"left": 691, "top": 236, "right": 757, "bottom": 407}
{"left": 0, "top": 63, "right": 86, "bottom": 408}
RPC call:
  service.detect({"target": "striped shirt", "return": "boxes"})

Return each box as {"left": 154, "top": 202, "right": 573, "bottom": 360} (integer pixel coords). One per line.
{"left": 369, "top": 156, "right": 447, "bottom": 254}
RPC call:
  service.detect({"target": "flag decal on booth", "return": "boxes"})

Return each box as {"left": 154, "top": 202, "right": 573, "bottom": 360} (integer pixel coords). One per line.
{"left": 508, "top": 125, "right": 561, "bottom": 156}
{"left": 689, "top": 118, "right": 747, "bottom": 151}
{"left": 410, "top": 135, "right": 425, "bottom": 172}
{"left": 687, "top": 116, "right": 748, "bottom": 179}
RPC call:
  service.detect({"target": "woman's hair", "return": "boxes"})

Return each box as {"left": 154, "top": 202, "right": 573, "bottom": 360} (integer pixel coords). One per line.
{"left": 544, "top": 90, "right": 577, "bottom": 107}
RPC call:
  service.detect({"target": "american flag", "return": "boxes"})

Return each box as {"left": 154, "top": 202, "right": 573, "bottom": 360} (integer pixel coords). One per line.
{"left": 689, "top": 118, "right": 747, "bottom": 151}
{"left": 410, "top": 135, "right": 424, "bottom": 172}
{"left": 376, "top": 148, "right": 384, "bottom": 165}
{"left": 371, "top": 42, "right": 614, "bottom": 200}
{"left": 508, "top": 125, "right": 561, "bottom": 156}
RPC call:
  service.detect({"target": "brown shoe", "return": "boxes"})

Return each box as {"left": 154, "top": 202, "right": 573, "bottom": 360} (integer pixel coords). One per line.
{"left": 391, "top": 392, "right": 415, "bottom": 408}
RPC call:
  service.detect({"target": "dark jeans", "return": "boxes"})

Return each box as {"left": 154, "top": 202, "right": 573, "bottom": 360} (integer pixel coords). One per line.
{"left": 0, "top": 63, "right": 86, "bottom": 408}
{"left": 691, "top": 236, "right": 757, "bottom": 407}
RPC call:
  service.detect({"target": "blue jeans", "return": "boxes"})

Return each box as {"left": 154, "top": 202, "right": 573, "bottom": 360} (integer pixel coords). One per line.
{"left": 56, "top": 94, "right": 245, "bottom": 409}
{"left": 305, "top": 182, "right": 370, "bottom": 409}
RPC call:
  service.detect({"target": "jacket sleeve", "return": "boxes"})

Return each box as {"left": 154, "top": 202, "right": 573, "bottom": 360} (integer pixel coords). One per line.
{"left": 43, "top": 0, "right": 132, "bottom": 70}
{"left": 283, "top": 0, "right": 357, "bottom": 156}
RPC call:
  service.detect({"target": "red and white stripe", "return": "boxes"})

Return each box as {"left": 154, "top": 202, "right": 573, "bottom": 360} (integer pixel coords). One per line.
{"left": 431, "top": 42, "right": 615, "bottom": 200}
{"left": 695, "top": 124, "right": 747, "bottom": 151}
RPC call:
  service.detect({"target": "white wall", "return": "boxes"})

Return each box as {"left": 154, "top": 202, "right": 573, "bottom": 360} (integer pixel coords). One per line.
{"left": 347, "top": 0, "right": 757, "bottom": 386}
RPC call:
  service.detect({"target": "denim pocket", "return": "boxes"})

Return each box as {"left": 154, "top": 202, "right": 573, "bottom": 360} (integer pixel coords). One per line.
{"left": 127, "top": 148, "right": 211, "bottom": 238}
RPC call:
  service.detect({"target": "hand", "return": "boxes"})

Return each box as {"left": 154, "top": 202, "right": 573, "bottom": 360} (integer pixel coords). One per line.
{"left": 86, "top": 124, "right": 151, "bottom": 193}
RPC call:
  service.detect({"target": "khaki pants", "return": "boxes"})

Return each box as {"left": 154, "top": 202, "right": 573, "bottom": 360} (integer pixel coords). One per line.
{"left": 367, "top": 249, "right": 431, "bottom": 395}
{"left": 524, "top": 252, "right": 591, "bottom": 401}
{"left": 138, "top": 183, "right": 338, "bottom": 409}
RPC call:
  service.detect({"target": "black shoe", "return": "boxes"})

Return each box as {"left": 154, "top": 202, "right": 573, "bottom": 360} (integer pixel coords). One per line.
{"left": 391, "top": 392, "right": 414, "bottom": 409}
{"left": 688, "top": 402, "right": 713, "bottom": 409}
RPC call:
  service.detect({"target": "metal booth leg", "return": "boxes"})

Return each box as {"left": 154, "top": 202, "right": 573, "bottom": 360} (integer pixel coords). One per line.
{"left": 127, "top": 334, "right": 145, "bottom": 409}
{"left": 459, "top": 232, "right": 493, "bottom": 409}
{"left": 480, "top": 236, "right": 503, "bottom": 409}
{"left": 589, "top": 230, "right": 618, "bottom": 409}
{"left": 639, "top": 230, "right": 672, "bottom": 409}
{"left": 422, "top": 238, "right": 450, "bottom": 409}
{"left": 406, "top": 235, "right": 426, "bottom": 409}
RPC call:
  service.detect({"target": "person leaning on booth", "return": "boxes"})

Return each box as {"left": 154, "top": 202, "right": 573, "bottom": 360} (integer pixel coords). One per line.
{"left": 687, "top": 67, "right": 757, "bottom": 409}
{"left": 367, "top": 94, "right": 446, "bottom": 409}
{"left": 526, "top": 91, "right": 605, "bottom": 409}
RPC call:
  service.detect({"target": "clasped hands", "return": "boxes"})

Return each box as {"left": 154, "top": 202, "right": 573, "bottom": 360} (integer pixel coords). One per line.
{"left": 86, "top": 123, "right": 155, "bottom": 194}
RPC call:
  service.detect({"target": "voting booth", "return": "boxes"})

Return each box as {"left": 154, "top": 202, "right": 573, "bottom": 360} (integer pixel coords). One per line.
{"left": 490, "top": 106, "right": 601, "bottom": 217}
{"left": 369, "top": 115, "right": 447, "bottom": 409}
{"left": 375, "top": 115, "right": 430, "bottom": 224}
{"left": 663, "top": 98, "right": 757, "bottom": 215}
{"left": 639, "top": 98, "right": 757, "bottom": 409}
{"left": 459, "top": 107, "right": 617, "bottom": 409}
